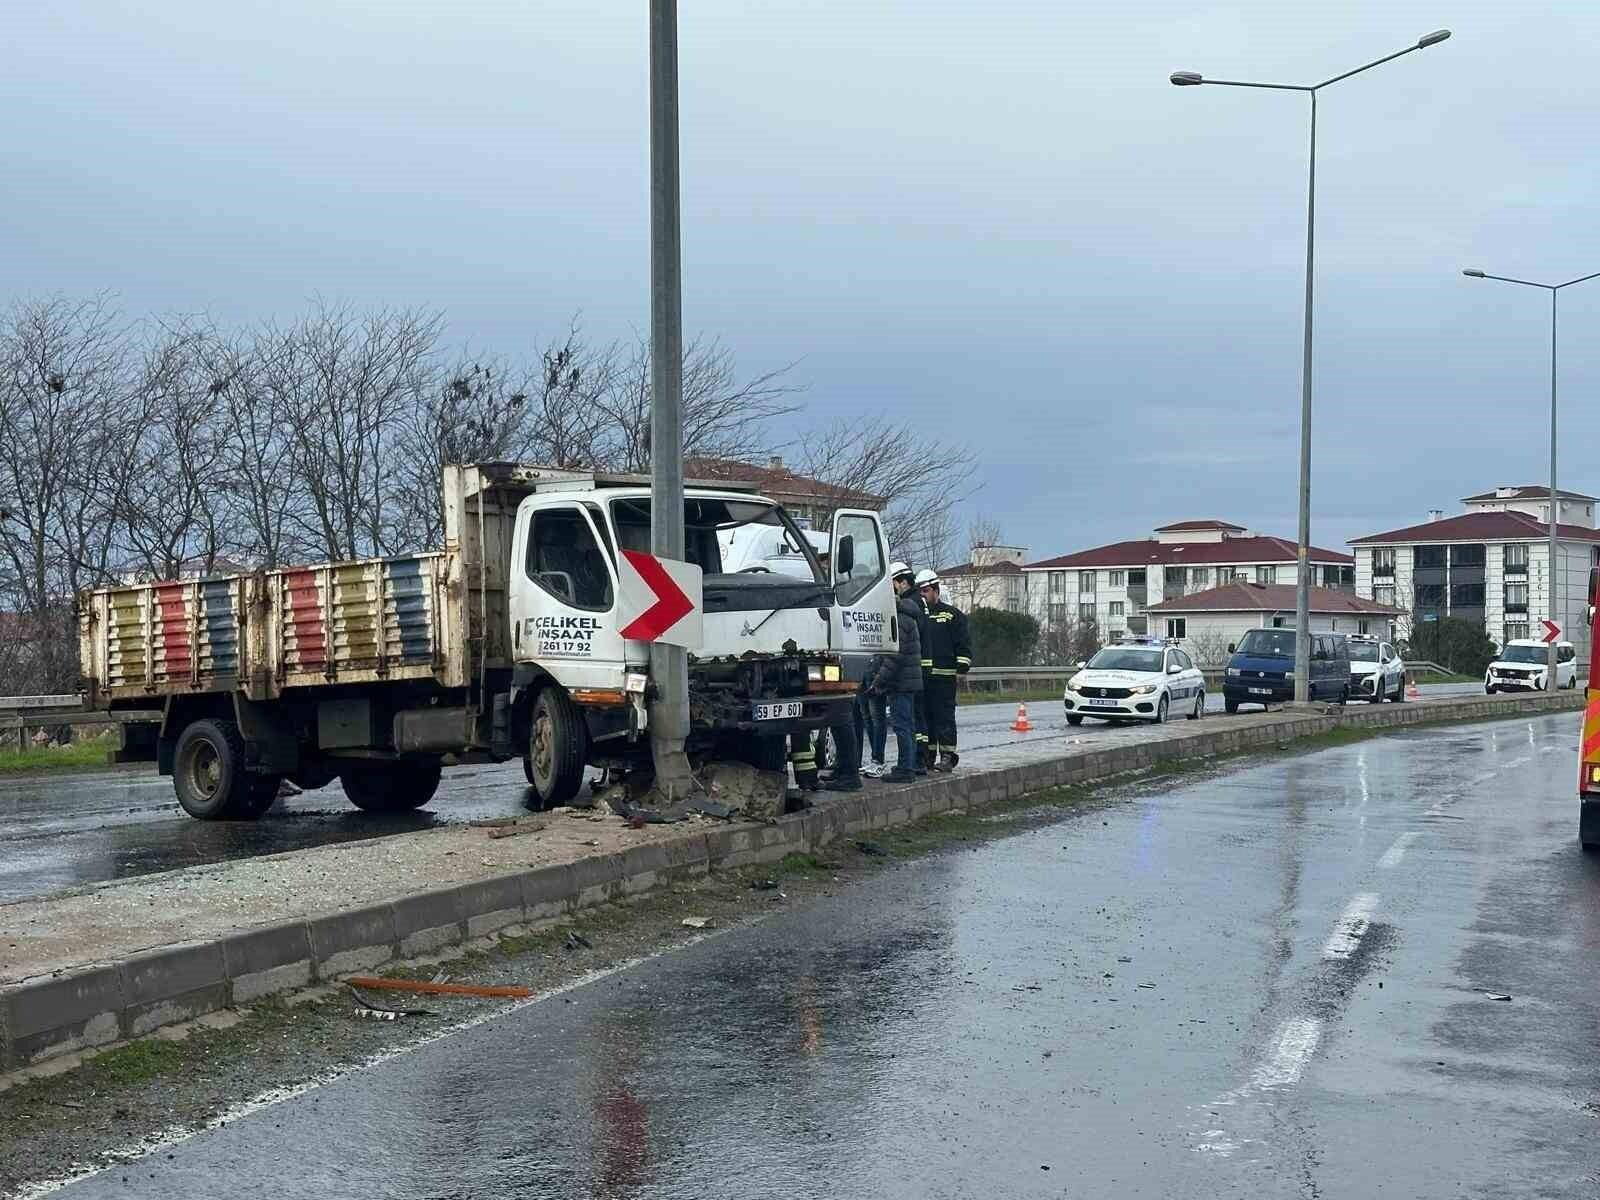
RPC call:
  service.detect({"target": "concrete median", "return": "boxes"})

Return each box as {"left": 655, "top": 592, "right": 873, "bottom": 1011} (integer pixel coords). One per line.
{"left": 0, "top": 688, "right": 1581, "bottom": 1075}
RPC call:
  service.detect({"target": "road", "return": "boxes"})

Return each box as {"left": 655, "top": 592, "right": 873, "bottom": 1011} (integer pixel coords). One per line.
{"left": 0, "top": 685, "right": 1480, "bottom": 904}
{"left": 50, "top": 711, "right": 1600, "bottom": 1199}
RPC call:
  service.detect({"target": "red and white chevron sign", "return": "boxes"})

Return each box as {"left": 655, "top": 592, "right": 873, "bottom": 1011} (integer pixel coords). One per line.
{"left": 618, "top": 550, "right": 702, "bottom": 649}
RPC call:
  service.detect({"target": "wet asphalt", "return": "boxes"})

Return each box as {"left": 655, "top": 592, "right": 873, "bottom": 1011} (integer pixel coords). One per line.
{"left": 52, "top": 710, "right": 1600, "bottom": 1199}
{"left": 0, "top": 688, "right": 1480, "bottom": 905}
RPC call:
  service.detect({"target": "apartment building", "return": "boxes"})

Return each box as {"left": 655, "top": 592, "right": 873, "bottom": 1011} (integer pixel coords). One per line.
{"left": 1349, "top": 486, "right": 1600, "bottom": 655}
{"left": 1023, "top": 520, "right": 1354, "bottom": 642}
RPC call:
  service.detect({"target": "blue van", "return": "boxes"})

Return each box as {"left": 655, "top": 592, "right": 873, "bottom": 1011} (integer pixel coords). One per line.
{"left": 1223, "top": 629, "right": 1350, "bottom": 712}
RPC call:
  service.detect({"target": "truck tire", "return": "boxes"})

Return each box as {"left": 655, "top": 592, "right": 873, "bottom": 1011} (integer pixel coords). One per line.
{"left": 744, "top": 733, "right": 789, "bottom": 774}
{"left": 289, "top": 761, "right": 338, "bottom": 792}
{"left": 526, "top": 687, "right": 587, "bottom": 809}
{"left": 173, "top": 718, "right": 256, "bottom": 820}
{"left": 340, "top": 762, "right": 442, "bottom": 812}
{"left": 1581, "top": 800, "right": 1600, "bottom": 852}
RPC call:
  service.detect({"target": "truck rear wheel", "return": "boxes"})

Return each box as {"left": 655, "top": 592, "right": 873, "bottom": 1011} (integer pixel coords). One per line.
{"left": 341, "top": 762, "right": 442, "bottom": 812}
{"left": 527, "top": 687, "right": 587, "bottom": 809}
{"left": 173, "top": 718, "right": 259, "bottom": 820}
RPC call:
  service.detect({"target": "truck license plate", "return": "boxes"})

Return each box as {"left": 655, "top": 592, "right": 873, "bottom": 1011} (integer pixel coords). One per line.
{"left": 1249, "top": 687, "right": 1272, "bottom": 695}
{"left": 754, "top": 701, "right": 804, "bottom": 721}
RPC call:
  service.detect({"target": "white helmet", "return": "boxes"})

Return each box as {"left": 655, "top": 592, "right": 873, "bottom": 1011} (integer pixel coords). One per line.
{"left": 915, "top": 569, "right": 940, "bottom": 588}
{"left": 889, "top": 561, "right": 914, "bottom": 581}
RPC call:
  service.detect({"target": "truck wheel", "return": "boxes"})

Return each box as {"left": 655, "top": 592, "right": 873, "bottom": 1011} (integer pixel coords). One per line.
{"left": 173, "top": 718, "right": 256, "bottom": 820}
{"left": 289, "top": 762, "right": 338, "bottom": 792}
{"left": 744, "top": 734, "right": 789, "bottom": 773}
{"left": 341, "top": 762, "right": 442, "bottom": 812}
{"left": 236, "top": 775, "right": 283, "bottom": 819}
{"left": 1581, "top": 801, "right": 1600, "bottom": 852}
{"left": 1224, "top": 697, "right": 1239, "bottom": 715}
{"left": 527, "top": 687, "right": 587, "bottom": 809}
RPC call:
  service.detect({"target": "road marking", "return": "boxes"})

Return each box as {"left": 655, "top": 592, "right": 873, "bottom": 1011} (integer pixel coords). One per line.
{"left": 1251, "top": 1016, "right": 1324, "bottom": 1089}
{"left": 1322, "top": 892, "right": 1379, "bottom": 960}
{"left": 1378, "top": 832, "right": 1421, "bottom": 869}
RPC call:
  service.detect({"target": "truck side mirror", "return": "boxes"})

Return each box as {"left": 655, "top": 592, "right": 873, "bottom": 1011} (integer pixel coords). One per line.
{"left": 1227, "top": 643, "right": 1236, "bottom": 655}
{"left": 834, "top": 534, "right": 855, "bottom": 578}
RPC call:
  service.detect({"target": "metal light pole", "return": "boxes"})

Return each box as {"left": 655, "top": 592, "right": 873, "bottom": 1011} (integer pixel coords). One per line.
{"left": 1172, "top": 29, "right": 1451, "bottom": 703}
{"left": 1462, "top": 266, "right": 1600, "bottom": 688}
{"left": 648, "top": 0, "right": 696, "bottom": 801}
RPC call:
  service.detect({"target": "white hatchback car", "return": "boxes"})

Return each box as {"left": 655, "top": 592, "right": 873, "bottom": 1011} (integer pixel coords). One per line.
{"left": 1347, "top": 634, "right": 1406, "bottom": 703}
{"left": 1485, "top": 639, "right": 1578, "bottom": 693}
{"left": 1064, "top": 641, "right": 1207, "bottom": 725}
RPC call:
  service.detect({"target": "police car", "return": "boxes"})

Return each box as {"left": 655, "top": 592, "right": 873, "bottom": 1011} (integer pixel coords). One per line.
{"left": 1063, "top": 638, "right": 1207, "bottom": 725}
{"left": 1485, "top": 639, "right": 1578, "bottom": 693}
{"left": 1346, "top": 634, "right": 1406, "bottom": 703}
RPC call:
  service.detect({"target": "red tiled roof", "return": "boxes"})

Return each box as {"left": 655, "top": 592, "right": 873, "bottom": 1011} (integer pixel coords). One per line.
{"left": 1024, "top": 535, "right": 1352, "bottom": 570}
{"left": 1349, "top": 510, "right": 1600, "bottom": 545}
{"left": 936, "top": 560, "right": 1024, "bottom": 578}
{"left": 1152, "top": 519, "right": 1247, "bottom": 532}
{"left": 1148, "top": 583, "right": 1403, "bottom": 615}
{"left": 685, "top": 458, "right": 886, "bottom": 508}
{"left": 1461, "top": 485, "right": 1596, "bottom": 502}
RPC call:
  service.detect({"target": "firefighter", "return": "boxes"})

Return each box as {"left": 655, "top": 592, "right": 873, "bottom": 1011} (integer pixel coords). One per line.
{"left": 915, "top": 568, "right": 971, "bottom": 772}
{"left": 890, "top": 562, "right": 931, "bottom": 774}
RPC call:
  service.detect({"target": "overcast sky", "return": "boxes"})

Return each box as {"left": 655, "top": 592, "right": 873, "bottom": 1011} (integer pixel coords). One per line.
{"left": 8, "top": 1, "right": 1600, "bottom": 562}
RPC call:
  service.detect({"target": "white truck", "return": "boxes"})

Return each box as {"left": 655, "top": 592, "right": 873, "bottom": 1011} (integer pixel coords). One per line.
{"left": 78, "top": 463, "right": 895, "bottom": 819}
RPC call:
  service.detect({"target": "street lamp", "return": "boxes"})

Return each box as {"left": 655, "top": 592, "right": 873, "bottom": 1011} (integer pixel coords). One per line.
{"left": 1461, "top": 265, "right": 1600, "bottom": 688}
{"left": 1171, "top": 30, "right": 1451, "bottom": 703}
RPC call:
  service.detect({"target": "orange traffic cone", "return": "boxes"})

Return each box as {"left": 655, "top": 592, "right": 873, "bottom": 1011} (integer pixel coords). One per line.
{"left": 1011, "top": 702, "right": 1033, "bottom": 732}
{"left": 1406, "top": 674, "right": 1421, "bottom": 701}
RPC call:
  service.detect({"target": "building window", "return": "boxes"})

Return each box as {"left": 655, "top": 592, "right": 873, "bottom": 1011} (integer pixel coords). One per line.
{"left": 1374, "top": 583, "right": 1395, "bottom": 607}
{"left": 1504, "top": 544, "right": 1528, "bottom": 574}
{"left": 1450, "top": 544, "right": 1486, "bottom": 568}
{"left": 1189, "top": 567, "right": 1209, "bottom": 590}
{"left": 1358, "top": 620, "right": 1370, "bottom": 635}
{"left": 1079, "top": 570, "right": 1096, "bottom": 594}
{"left": 1049, "top": 570, "right": 1066, "bottom": 596}
{"left": 1255, "top": 565, "right": 1277, "bottom": 585}
{"left": 1504, "top": 581, "right": 1528, "bottom": 613}
{"left": 1078, "top": 602, "right": 1095, "bottom": 623}
{"left": 1108, "top": 570, "right": 1124, "bottom": 587}
{"left": 1592, "top": 545, "right": 1600, "bottom": 566}
{"left": 1109, "top": 601, "right": 1124, "bottom": 617}
{"left": 1415, "top": 583, "right": 1445, "bottom": 607}
{"left": 1414, "top": 546, "right": 1446, "bottom": 569}
{"left": 1048, "top": 603, "right": 1066, "bottom": 625}
{"left": 1373, "top": 548, "right": 1396, "bottom": 577}
{"left": 1128, "top": 568, "right": 1147, "bottom": 588}
{"left": 1451, "top": 582, "right": 1485, "bottom": 608}
{"left": 1504, "top": 621, "right": 1529, "bottom": 644}
{"left": 1272, "top": 616, "right": 1287, "bottom": 628}
{"left": 1166, "top": 618, "right": 1186, "bottom": 639}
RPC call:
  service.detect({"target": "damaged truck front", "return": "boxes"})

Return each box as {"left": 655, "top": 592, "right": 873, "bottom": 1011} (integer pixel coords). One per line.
{"left": 78, "top": 463, "right": 895, "bottom": 819}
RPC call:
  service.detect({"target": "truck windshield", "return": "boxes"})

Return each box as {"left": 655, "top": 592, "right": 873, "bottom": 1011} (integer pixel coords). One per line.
{"left": 1348, "top": 643, "right": 1379, "bottom": 662}
{"left": 1500, "top": 644, "right": 1548, "bottom": 663}
{"left": 1236, "top": 629, "right": 1296, "bottom": 658}
{"left": 608, "top": 497, "right": 825, "bottom": 583}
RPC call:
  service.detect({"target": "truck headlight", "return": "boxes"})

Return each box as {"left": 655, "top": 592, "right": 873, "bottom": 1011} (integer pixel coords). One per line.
{"left": 806, "top": 664, "right": 823, "bottom": 681}
{"left": 824, "top": 664, "right": 841, "bottom": 681}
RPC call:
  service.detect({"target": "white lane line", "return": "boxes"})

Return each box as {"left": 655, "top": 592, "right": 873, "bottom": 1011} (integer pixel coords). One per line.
{"left": 1378, "top": 831, "right": 1421, "bottom": 869}
{"left": 1322, "top": 892, "right": 1379, "bottom": 960}
{"left": 1250, "top": 1016, "right": 1324, "bottom": 1089}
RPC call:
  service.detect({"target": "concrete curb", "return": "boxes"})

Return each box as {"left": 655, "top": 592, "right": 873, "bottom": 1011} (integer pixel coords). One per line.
{"left": 0, "top": 689, "right": 1580, "bottom": 1074}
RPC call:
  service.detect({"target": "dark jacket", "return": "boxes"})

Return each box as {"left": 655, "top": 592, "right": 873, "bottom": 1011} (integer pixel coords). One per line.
{"left": 923, "top": 598, "right": 973, "bottom": 675}
{"left": 870, "top": 595, "right": 924, "bottom": 694}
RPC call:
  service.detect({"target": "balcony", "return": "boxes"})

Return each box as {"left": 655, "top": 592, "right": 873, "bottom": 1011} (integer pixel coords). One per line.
{"left": 1127, "top": 586, "right": 1147, "bottom": 609}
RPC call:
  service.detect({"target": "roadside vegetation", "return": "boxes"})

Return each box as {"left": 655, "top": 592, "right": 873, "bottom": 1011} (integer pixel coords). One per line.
{"left": 0, "top": 734, "right": 116, "bottom": 775}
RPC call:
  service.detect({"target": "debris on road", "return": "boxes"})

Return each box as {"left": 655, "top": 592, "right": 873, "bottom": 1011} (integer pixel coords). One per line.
{"left": 344, "top": 975, "right": 533, "bottom": 999}
{"left": 487, "top": 819, "right": 547, "bottom": 840}
{"left": 853, "top": 839, "right": 887, "bottom": 856}
{"left": 681, "top": 916, "right": 713, "bottom": 929}
{"left": 1484, "top": 992, "right": 1513, "bottom": 1002}
{"left": 563, "top": 930, "right": 593, "bottom": 951}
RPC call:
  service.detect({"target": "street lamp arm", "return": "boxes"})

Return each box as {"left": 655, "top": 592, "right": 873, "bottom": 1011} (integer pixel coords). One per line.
{"left": 1469, "top": 272, "right": 1555, "bottom": 290}
{"left": 1557, "top": 269, "right": 1600, "bottom": 291}
{"left": 1186, "top": 78, "right": 1312, "bottom": 92}
{"left": 1314, "top": 42, "right": 1423, "bottom": 89}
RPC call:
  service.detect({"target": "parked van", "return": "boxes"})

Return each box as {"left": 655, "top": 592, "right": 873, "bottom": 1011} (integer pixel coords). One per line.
{"left": 1223, "top": 629, "right": 1351, "bottom": 713}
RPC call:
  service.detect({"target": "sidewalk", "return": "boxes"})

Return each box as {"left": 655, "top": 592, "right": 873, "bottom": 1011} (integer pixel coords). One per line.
{"left": 0, "top": 689, "right": 1582, "bottom": 1073}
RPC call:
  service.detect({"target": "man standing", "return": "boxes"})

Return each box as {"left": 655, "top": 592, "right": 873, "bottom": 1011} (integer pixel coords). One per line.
{"left": 891, "top": 562, "right": 932, "bottom": 775}
{"left": 915, "top": 569, "right": 972, "bottom": 772}
{"left": 870, "top": 566, "right": 925, "bottom": 782}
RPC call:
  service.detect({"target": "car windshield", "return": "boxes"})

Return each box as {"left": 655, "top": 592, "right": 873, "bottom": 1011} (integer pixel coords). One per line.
{"left": 1235, "top": 629, "right": 1297, "bottom": 658}
{"left": 1500, "top": 644, "right": 1548, "bottom": 664}
{"left": 1348, "top": 643, "right": 1379, "bottom": 662}
{"left": 609, "top": 496, "right": 824, "bottom": 583}
{"left": 1087, "top": 648, "right": 1163, "bottom": 672}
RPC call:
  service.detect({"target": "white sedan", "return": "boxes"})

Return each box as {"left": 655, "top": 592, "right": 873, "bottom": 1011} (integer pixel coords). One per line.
{"left": 1064, "top": 642, "right": 1207, "bottom": 725}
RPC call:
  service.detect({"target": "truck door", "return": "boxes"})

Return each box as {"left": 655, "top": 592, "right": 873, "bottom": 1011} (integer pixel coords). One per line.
{"left": 509, "top": 499, "right": 628, "bottom": 689}
{"left": 829, "top": 509, "right": 894, "bottom": 677}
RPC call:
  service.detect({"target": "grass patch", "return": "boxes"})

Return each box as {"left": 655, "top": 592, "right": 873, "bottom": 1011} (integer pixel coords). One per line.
{"left": 79, "top": 1038, "right": 187, "bottom": 1087}
{"left": 957, "top": 688, "right": 1061, "bottom": 706}
{"left": 1414, "top": 672, "right": 1476, "bottom": 685}
{"left": 0, "top": 736, "right": 116, "bottom": 775}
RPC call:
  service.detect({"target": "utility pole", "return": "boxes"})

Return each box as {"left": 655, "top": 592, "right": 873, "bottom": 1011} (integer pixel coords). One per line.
{"left": 647, "top": 0, "right": 697, "bottom": 802}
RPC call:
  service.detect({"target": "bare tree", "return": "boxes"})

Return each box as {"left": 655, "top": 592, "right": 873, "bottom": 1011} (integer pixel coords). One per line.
{"left": 794, "top": 415, "right": 977, "bottom": 566}
{"left": 1184, "top": 627, "right": 1234, "bottom": 669}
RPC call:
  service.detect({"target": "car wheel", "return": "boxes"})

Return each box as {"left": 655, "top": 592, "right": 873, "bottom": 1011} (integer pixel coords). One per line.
{"left": 1153, "top": 695, "right": 1168, "bottom": 724}
{"left": 1224, "top": 697, "right": 1239, "bottom": 715}
{"left": 1066, "top": 714, "right": 1083, "bottom": 726}
{"left": 1188, "top": 691, "right": 1203, "bottom": 720}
